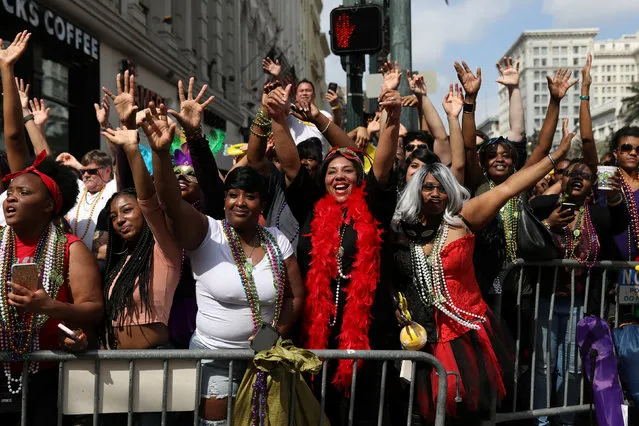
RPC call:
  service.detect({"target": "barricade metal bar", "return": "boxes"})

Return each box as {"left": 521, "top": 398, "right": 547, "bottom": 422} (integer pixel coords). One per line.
{"left": 319, "top": 360, "right": 328, "bottom": 426}
{"left": 580, "top": 269, "right": 591, "bottom": 405}
{"left": 193, "top": 360, "right": 201, "bottom": 426}
{"left": 513, "top": 266, "right": 524, "bottom": 411}
{"left": 93, "top": 359, "right": 100, "bottom": 426}
{"left": 600, "top": 269, "right": 608, "bottom": 318}
{"left": 161, "top": 359, "right": 169, "bottom": 426}
{"left": 21, "top": 361, "right": 28, "bottom": 426}
{"left": 563, "top": 268, "right": 577, "bottom": 408}
{"left": 496, "top": 404, "right": 593, "bottom": 422}
{"left": 529, "top": 265, "right": 541, "bottom": 411}
{"left": 546, "top": 266, "right": 558, "bottom": 411}
{"left": 348, "top": 359, "right": 358, "bottom": 426}
{"left": 615, "top": 282, "right": 620, "bottom": 328}
{"left": 57, "top": 360, "right": 64, "bottom": 426}
{"left": 407, "top": 361, "right": 417, "bottom": 426}
{"left": 377, "top": 360, "right": 387, "bottom": 426}
{"left": 288, "top": 371, "right": 296, "bottom": 426}
{"left": 128, "top": 359, "right": 134, "bottom": 426}
{"left": 227, "top": 360, "right": 234, "bottom": 424}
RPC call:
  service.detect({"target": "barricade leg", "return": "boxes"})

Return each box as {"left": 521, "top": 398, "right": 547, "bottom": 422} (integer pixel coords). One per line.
{"left": 555, "top": 300, "right": 583, "bottom": 426}
{"left": 533, "top": 297, "right": 558, "bottom": 426}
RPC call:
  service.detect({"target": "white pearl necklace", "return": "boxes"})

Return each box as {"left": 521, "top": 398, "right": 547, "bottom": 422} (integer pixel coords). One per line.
{"left": 410, "top": 222, "right": 486, "bottom": 331}
{"left": 329, "top": 222, "right": 351, "bottom": 327}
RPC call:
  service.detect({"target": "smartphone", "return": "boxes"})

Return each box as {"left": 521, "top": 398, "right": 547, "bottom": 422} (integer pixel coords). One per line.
{"left": 58, "top": 323, "right": 80, "bottom": 342}
{"left": 250, "top": 323, "right": 279, "bottom": 353}
{"left": 11, "top": 263, "right": 40, "bottom": 291}
{"left": 327, "top": 82, "right": 338, "bottom": 93}
{"left": 560, "top": 202, "right": 577, "bottom": 215}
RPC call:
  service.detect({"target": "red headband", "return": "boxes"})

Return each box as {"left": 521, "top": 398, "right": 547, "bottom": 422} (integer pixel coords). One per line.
{"left": 3, "top": 150, "right": 63, "bottom": 214}
{"left": 324, "top": 147, "right": 365, "bottom": 166}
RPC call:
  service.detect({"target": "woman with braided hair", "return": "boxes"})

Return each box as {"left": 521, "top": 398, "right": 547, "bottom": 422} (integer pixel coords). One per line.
{"left": 100, "top": 126, "right": 181, "bottom": 350}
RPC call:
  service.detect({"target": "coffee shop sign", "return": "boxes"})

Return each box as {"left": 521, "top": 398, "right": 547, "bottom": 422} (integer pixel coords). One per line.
{"left": 1, "top": 0, "right": 99, "bottom": 60}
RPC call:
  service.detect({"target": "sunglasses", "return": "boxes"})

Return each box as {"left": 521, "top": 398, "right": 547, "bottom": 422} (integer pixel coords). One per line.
{"left": 405, "top": 143, "right": 425, "bottom": 153}
{"left": 82, "top": 167, "right": 102, "bottom": 176}
{"left": 422, "top": 183, "right": 447, "bottom": 193}
{"left": 619, "top": 144, "right": 639, "bottom": 154}
{"left": 566, "top": 170, "right": 594, "bottom": 181}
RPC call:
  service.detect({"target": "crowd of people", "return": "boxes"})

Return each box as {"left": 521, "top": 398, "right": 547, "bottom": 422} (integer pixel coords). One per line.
{"left": 1, "top": 28, "right": 639, "bottom": 426}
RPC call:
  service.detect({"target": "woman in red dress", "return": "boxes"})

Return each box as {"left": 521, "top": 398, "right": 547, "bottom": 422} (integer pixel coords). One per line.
{"left": 389, "top": 131, "right": 573, "bottom": 424}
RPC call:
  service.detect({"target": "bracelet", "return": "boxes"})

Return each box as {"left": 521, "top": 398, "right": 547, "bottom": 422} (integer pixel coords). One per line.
{"left": 541, "top": 220, "right": 551, "bottom": 229}
{"left": 606, "top": 193, "right": 623, "bottom": 206}
{"left": 320, "top": 120, "right": 331, "bottom": 134}
{"left": 547, "top": 153, "right": 557, "bottom": 168}
{"left": 463, "top": 103, "right": 475, "bottom": 114}
{"left": 331, "top": 105, "right": 340, "bottom": 111}
{"left": 250, "top": 127, "right": 272, "bottom": 138}
{"left": 580, "top": 95, "right": 590, "bottom": 101}
{"left": 23, "top": 114, "right": 34, "bottom": 124}
{"left": 183, "top": 126, "right": 203, "bottom": 141}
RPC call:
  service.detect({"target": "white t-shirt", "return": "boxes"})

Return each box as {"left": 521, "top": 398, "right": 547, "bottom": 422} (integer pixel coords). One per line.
{"left": 67, "top": 179, "right": 118, "bottom": 249}
{"left": 189, "top": 217, "right": 294, "bottom": 350}
{"left": 287, "top": 110, "right": 333, "bottom": 154}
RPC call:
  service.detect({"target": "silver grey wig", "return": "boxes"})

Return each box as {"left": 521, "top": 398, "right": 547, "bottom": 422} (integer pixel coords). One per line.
{"left": 391, "top": 164, "right": 470, "bottom": 231}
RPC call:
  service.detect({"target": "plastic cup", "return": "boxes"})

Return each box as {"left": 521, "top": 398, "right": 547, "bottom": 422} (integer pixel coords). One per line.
{"left": 597, "top": 165, "right": 617, "bottom": 191}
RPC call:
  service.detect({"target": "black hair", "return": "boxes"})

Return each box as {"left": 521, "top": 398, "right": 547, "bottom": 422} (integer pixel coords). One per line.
{"left": 609, "top": 126, "right": 639, "bottom": 152}
{"left": 403, "top": 131, "right": 434, "bottom": 150}
{"left": 102, "top": 188, "right": 155, "bottom": 348}
{"left": 297, "top": 137, "right": 323, "bottom": 162}
{"left": 297, "top": 79, "right": 315, "bottom": 94}
{"left": 224, "top": 166, "right": 268, "bottom": 201}
{"left": 478, "top": 138, "right": 519, "bottom": 171}
{"left": 401, "top": 148, "right": 441, "bottom": 187}
{"left": 25, "top": 155, "right": 80, "bottom": 218}
{"left": 319, "top": 151, "right": 365, "bottom": 191}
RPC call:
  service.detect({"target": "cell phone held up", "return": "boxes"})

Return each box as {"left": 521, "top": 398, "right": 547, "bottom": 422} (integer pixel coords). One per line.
{"left": 11, "top": 263, "right": 40, "bottom": 292}
{"left": 560, "top": 202, "right": 577, "bottom": 215}
{"left": 327, "top": 82, "right": 338, "bottom": 93}
{"left": 250, "top": 323, "right": 280, "bottom": 353}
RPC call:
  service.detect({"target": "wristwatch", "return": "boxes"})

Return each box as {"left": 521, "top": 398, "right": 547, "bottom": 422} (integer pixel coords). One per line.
{"left": 463, "top": 102, "right": 475, "bottom": 114}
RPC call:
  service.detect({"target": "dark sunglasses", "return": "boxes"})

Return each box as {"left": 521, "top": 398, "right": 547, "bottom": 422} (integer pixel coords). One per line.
{"left": 567, "top": 170, "right": 594, "bottom": 181}
{"left": 405, "top": 143, "right": 425, "bottom": 153}
{"left": 619, "top": 144, "right": 639, "bottom": 154}
{"left": 555, "top": 167, "right": 568, "bottom": 175}
{"left": 422, "top": 183, "right": 447, "bottom": 193}
{"left": 82, "top": 167, "right": 102, "bottom": 176}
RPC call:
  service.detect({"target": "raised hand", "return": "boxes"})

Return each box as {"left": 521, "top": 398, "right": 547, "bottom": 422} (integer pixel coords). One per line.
{"left": 380, "top": 60, "right": 402, "bottom": 91}
{"left": 262, "top": 80, "right": 282, "bottom": 107}
{"left": 582, "top": 53, "right": 592, "bottom": 89}
{"left": 167, "top": 77, "right": 214, "bottom": 134}
{"left": 30, "top": 98, "right": 50, "bottom": 129}
{"left": 355, "top": 126, "right": 370, "bottom": 149}
{"left": 265, "top": 84, "right": 292, "bottom": 122}
{"left": 554, "top": 121, "right": 575, "bottom": 160}
{"left": 496, "top": 57, "right": 520, "bottom": 88}
{"left": 325, "top": 89, "right": 339, "bottom": 107}
{"left": 140, "top": 102, "right": 177, "bottom": 152}
{"left": 378, "top": 89, "right": 402, "bottom": 120}
{"left": 262, "top": 57, "right": 282, "bottom": 77}
{"left": 103, "top": 70, "right": 138, "bottom": 127}
{"left": 442, "top": 83, "right": 464, "bottom": 118}
{"left": 94, "top": 94, "right": 111, "bottom": 128}
{"left": 454, "top": 61, "right": 482, "bottom": 97}
{"left": 402, "top": 95, "right": 419, "bottom": 108}
{"left": 15, "top": 77, "right": 30, "bottom": 110}
{"left": 56, "top": 152, "right": 82, "bottom": 170}
{"left": 406, "top": 70, "right": 427, "bottom": 97}
{"left": 0, "top": 31, "right": 31, "bottom": 68}
{"left": 292, "top": 99, "right": 321, "bottom": 124}
{"left": 367, "top": 112, "right": 381, "bottom": 134}
{"left": 100, "top": 127, "right": 138, "bottom": 148}
{"left": 547, "top": 68, "right": 578, "bottom": 101}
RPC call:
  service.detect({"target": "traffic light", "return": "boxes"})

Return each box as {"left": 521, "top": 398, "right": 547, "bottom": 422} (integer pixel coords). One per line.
{"left": 330, "top": 5, "right": 383, "bottom": 56}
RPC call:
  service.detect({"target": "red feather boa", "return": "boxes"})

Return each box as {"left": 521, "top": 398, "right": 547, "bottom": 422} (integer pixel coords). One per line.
{"left": 303, "top": 183, "right": 382, "bottom": 392}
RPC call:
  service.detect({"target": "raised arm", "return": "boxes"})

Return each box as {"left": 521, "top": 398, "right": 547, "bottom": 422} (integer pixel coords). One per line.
{"left": 455, "top": 61, "right": 483, "bottom": 190}
{"left": 266, "top": 85, "right": 301, "bottom": 186}
{"left": 325, "top": 89, "right": 342, "bottom": 128}
{"left": 293, "top": 100, "right": 355, "bottom": 149}
{"left": 525, "top": 68, "right": 577, "bottom": 168}
{"left": 441, "top": 83, "right": 466, "bottom": 184}
{"left": 262, "top": 57, "right": 282, "bottom": 83}
{"left": 373, "top": 89, "right": 401, "bottom": 186}
{"left": 462, "top": 130, "right": 573, "bottom": 232}
{"left": 496, "top": 57, "right": 525, "bottom": 142}
{"left": 579, "top": 53, "right": 598, "bottom": 172}
{"left": 247, "top": 81, "right": 276, "bottom": 175}
{"left": 1, "top": 31, "right": 31, "bottom": 172}
{"left": 16, "top": 78, "right": 52, "bottom": 155}
{"left": 407, "top": 70, "right": 451, "bottom": 165}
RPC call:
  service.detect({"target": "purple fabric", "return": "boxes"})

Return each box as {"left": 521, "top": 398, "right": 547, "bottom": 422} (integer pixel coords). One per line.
{"left": 576, "top": 315, "right": 625, "bottom": 426}
{"left": 168, "top": 295, "right": 197, "bottom": 349}
{"left": 604, "top": 186, "right": 639, "bottom": 260}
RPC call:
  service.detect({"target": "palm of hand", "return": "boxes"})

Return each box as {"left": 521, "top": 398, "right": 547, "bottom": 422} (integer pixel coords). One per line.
{"left": 18, "top": 92, "right": 28, "bottom": 110}
{"left": 147, "top": 121, "right": 173, "bottom": 151}
{"left": 368, "top": 120, "right": 380, "bottom": 133}
{"left": 499, "top": 68, "right": 519, "bottom": 86}
{"left": 33, "top": 110, "right": 48, "bottom": 126}
{"left": 410, "top": 78, "right": 427, "bottom": 96}
{"left": 445, "top": 98, "right": 463, "bottom": 116}
{"left": 114, "top": 93, "right": 136, "bottom": 122}
{"left": 96, "top": 108, "right": 108, "bottom": 125}
{"left": 460, "top": 74, "right": 480, "bottom": 94}
{"left": 549, "top": 81, "right": 570, "bottom": 99}
{"left": 383, "top": 72, "right": 401, "bottom": 91}
{"left": 267, "top": 63, "right": 281, "bottom": 76}
{"left": 0, "top": 45, "right": 23, "bottom": 66}
{"left": 179, "top": 101, "right": 202, "bottom": 129}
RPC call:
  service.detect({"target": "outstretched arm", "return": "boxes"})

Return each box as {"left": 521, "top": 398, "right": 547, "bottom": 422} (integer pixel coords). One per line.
{"left": 579, "top": 53, "right": 598, "bottom": 173}
{"left": 373, "top": 89, "right": 401, "bottom": 186}
{"left": 15, "top": 78, "right": 52, "bottom": 156}
{"left": 266, "top": 85, "right": 301, "bottom": 186}
{"left": 524, "top": 68, "right": 577, "bottom": 168}
{"left": 455, "top": 61, "right": 483, "bottom": 191}
{"left": 496, "top": 57, "right": 525, "bottom": 142}
{"left": 1, "top": 31, "right": 31, "bottom": 172}
{"left": 462, "top": 130, "right": 574, "bottom": 232}
{"left": 441, "top": 83, "right": 465, "bottom": 184}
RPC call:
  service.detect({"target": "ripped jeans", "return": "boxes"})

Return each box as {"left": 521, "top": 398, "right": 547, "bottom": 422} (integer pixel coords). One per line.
{"left": 189, "top": 333, "right": 248, "bottom": 426}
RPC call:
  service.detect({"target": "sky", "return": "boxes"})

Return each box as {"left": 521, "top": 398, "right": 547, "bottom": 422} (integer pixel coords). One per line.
{"left": 319, "top": 0, "right": 639, "bottom": 125}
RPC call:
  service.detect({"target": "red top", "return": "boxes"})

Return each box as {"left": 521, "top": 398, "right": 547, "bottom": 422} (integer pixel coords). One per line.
{"left": 12, "top": 231, "right": 80, "bottom": 351}
{"left": 436, "top": 234, "right": 488, "bottom": 343}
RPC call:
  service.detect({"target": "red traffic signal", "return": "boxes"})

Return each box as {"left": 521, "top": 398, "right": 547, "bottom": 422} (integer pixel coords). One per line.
{"left": 330, "top": 5, "right": 383, "bottom": 55}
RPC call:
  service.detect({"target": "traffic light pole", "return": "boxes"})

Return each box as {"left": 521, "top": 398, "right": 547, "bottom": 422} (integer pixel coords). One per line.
{"left": 389, "top": 0, "right": 417, "bottom": 131}
{"left": 341, "top": 55, "right": 365, "bottom": 131}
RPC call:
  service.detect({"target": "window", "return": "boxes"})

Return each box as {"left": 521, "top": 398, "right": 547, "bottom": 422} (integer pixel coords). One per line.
{"left": 534, "top": 83, "right": 540, "bottom": 91}
{"left": 573, "top": 46, "right": 579, "bottom": 54}
{"left": 542, "top": 106, "right": 547, "bottom": 114}
{"left": 574, "top": 69, "right": 580, "bottom": 78}
{"left": 613, "top": 65, "right": 617, "bottom": 72}
{"left": 561, "top": 46, "right": 567, "bottom": 54}
{"left": 541, "top": 59, "right": 547, "bottom": 66}
{"left": 561, "top": 105, "right": 568, "bottom": 114}
{"left": 595, "top": 97, "right": 599, "bottom": 104}
{"left": 552, "top": 58, "right": 559, "bottom": 66}
{"left": 594, "top": 76, "right": 598, "bottom": 82}
{"left": 580, "top": 46, "right": 587, "bottom": 53}
{"left": 534, "top": 94, "right": 540, "bottom": 103}
{"left": 573, "top": 58, "right": 579, "bottom": 66}
{"left": 613, "top": 87, "right": 617, "bottom": 93}
{"left": 541, "top": 46, "right": 547, "bottom": 54}
{"left": 600, "top": 44, "right": 605, "bottom": 50}
{"left": 534, "top": 58, "right": 540, "bottom": 66}
{"left": 534, "top": 107, "right": 540, "bottom": 115}
{"left": 607, "top": 65, "right": 611, "bottom": 72}
{"left": 573, "top": 106, "right": 579, "bottom": 114}
{"left": 542, "top": 94, "right": 548, "bottom": 103}
{"left": 535, "top": 118, "right": 541, "bottom": 127}
{"left": 553, "top": 46, "right": 559, "bottom": 55}
{"left": 607, "top": 76, "right": 611, "bottom": 82}
{"left": 574, "top": 118, "right": 579, "bottom": 127}
{"left": 534, "top": 71, "right": 540, "bottom": 79}
{"left": 560, "top": 58, "right": 567, "bottom": 66}
{"left": 533, "top": 47, "right": 540, "bottom": 55}
{"left": 626, "top": 43, "right": 631, "bottom": 51}
{"left": 613, "top": 75, "right": 616, "bottom": 82}
{"left": 594, "top": 87, "right": 598, "bottom": 93}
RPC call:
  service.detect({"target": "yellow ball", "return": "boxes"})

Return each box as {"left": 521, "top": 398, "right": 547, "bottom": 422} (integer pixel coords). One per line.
{"left": 400, "top": 322, "right": 427, "bottom": 351}
{"left": 634, "top": 265, "right": 639, "bottom": 273}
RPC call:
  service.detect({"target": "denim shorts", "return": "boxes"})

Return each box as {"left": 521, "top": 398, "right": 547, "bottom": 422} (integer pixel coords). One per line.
{"left": 189, "top": 333, "right": 247, "bottom": 399}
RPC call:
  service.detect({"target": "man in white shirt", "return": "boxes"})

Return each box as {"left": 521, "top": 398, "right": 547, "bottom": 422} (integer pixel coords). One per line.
{"left": 65, "top": 150, "right": 117, "bottom": 256}
{"left": 287, "top": 79, "right": 336, "bottom": 153}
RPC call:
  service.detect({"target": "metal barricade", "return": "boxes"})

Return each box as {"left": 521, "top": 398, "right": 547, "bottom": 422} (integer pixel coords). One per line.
{"left": 490, "top": 259, "right": 638, "bottom": 424}
{"left": 0, "top": 348, "right": 449, "bottom": 426}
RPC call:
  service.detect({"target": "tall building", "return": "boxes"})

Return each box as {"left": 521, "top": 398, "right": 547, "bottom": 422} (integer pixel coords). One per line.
{"left": 498, "top": 29, "right": 639, "bottom": 148}
{"left": 0, "top": 0, "right": 329, "bottom": 161}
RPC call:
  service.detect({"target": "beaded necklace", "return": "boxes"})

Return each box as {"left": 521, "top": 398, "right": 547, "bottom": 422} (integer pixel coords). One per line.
{"left": 620, "top": 174, "right": 639, "bottom": 255}
{"left": 562, "top": 205, "right": 599, "bottom": 268}
{"left": 275, "top": 201, "right": 299, "bottom": 243}
{"left": 73, "top": 186, "right": 106, "bottom": 240}
{"left": 410, "top": 222, "right": 486, "bottom": 330}
{"left": 0, "top": 223, "right": 67, "bottom": 394}
{"left": 489, "top": 180, "right": 518, "bottom": 262}
{"left": 329, "top": 220, "right": 351, "bottom": 327}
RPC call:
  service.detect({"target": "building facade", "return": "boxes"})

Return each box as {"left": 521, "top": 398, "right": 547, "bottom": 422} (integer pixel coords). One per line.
{"left": 0, "top": 0, "right": 329, "bottom": 163}
{"left": 476, "top": 116, "right": 500, "bottom": 139}
{"left": 498, "top": 29, "right": 639, "bottom": 149}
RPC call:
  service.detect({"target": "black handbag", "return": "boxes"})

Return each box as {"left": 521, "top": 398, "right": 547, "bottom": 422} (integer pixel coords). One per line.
{"left": 516, "top": 193, "right": 559, "bottom": 260}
